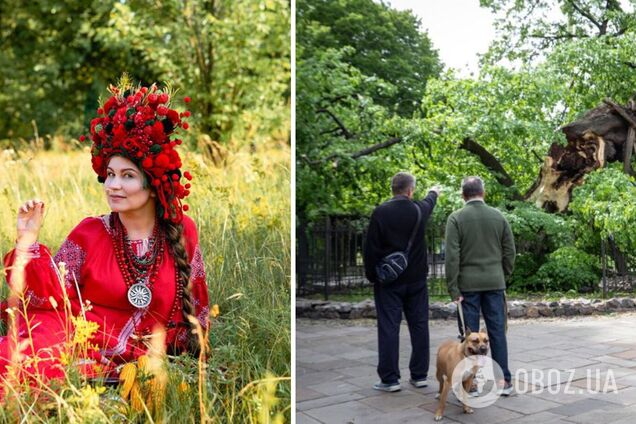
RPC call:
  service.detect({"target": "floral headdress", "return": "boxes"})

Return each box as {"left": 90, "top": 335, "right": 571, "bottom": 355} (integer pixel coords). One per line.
{"left": 80, "top": 78, "right": 193, "bottom": 223}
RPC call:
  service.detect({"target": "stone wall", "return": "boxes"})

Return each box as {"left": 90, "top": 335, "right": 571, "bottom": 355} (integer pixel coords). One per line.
{"left": 296, "top": 297, "right": 636, "bottom": 320}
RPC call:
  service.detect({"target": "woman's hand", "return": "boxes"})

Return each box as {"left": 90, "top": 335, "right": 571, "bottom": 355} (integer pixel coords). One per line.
{"left": 16, "top": 199, "right": 45, "bottom": 248}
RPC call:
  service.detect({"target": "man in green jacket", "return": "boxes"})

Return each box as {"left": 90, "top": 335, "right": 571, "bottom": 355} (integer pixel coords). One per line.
{"left": 445, "top": 176, "right": 516, "bottom": 395}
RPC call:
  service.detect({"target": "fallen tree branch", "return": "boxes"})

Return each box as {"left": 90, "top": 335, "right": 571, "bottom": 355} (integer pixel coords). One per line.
{"left": 351, "top": 137, "right": 402, "bottom": 159}
{"left": 317, "top": 108, "right": 355, "bottom": 139}
{"left": 603, "top": 98, "right": 636, "bottom": 129}
{"left": 302, "top": 136, "right": 403, "bottom": 166}
{"left": 460, "top": 138, "right": 523, "bottom": 200}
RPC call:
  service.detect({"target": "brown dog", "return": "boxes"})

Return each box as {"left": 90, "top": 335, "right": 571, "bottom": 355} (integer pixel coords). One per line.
{"left": 434, "top": 329, "right": 489, "bottom": 421}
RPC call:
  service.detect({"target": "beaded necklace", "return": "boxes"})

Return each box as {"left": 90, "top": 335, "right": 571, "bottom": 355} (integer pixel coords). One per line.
{"left": 110, "top": 213, "right": 184, "bottom": 323}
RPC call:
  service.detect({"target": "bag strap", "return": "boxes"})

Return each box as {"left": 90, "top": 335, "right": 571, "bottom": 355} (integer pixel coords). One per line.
{"left": 405, "top": 203, "right": 422, "bottom": 254}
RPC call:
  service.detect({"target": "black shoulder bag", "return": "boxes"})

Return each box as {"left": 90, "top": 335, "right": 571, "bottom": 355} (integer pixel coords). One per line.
{"left": 375, "top": 203, "right": 422, "bottom": 285}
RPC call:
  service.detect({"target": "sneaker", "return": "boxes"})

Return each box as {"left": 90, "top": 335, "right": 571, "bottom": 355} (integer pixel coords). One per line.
{"left": 409, "top": 378, "right": 428, "bottom": 388}
{"left": 497, "top": 381, "right": 514, "bottom": 396}
{"left": 373, "top": 381, "right": 401, "bottom": 392}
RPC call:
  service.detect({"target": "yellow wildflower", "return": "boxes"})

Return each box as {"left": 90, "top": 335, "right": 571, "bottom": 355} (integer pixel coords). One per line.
{"left": 211, "top": 304, "right": 220, "bottom": 318}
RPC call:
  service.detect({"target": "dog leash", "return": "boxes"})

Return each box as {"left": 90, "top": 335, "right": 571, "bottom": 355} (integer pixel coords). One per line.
{"left": 457, "top": 300, "right": 466, "bottom": 341}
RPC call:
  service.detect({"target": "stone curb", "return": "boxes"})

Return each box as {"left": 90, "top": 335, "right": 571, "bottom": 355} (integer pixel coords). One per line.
{"left": 296, "top": 297, "right": 636, "bottom": 320}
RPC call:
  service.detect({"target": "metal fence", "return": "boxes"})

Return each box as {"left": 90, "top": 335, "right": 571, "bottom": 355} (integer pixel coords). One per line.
{"left": 296, "top": 216, "right": 447, "bottom": 299}
{"left": 297, "top": 217, "right": 636, "bottom": 300}
{"left": 600, "top": 236, "right": 635, "bottom": 295}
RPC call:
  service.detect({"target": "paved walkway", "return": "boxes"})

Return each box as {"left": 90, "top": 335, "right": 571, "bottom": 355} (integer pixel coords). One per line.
{"left": 297, "top": 313, "right": 636, "bottom": 423}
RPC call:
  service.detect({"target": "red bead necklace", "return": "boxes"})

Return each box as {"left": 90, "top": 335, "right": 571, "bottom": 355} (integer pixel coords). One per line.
{"left": 110, "top": 213, "right": 185, "bottom": 327}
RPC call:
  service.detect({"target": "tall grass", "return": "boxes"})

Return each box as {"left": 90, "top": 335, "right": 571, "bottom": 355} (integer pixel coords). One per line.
{"left": 0, "top": 144, "right": 291, "bottom": 422}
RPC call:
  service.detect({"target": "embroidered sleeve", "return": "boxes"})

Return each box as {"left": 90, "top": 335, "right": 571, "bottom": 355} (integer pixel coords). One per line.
{"left": 2, "top": 238, "right": 86, "bottom": 310}
{"left": 53, "top": 239, "right": 86, "bottom": 291}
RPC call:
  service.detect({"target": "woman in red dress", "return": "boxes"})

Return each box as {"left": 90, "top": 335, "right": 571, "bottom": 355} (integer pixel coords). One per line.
{"left": 1, "top": 82, "right": 209, "bottom": 389}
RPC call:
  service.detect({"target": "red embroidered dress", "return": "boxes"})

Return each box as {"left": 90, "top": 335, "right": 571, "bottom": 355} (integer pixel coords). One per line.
{"left": 0, "top": 214, "right": 209, "bottom": 381}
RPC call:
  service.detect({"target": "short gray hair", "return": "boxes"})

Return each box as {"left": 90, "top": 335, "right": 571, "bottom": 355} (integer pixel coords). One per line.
{"left": 461, "top": 176, "right": 485, "bottom": 198}
{"left": 391, "top": 172, "right": 416, "bottom": 195}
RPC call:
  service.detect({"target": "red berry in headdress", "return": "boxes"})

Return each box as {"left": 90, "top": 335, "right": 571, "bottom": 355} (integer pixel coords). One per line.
{"left": 167, "top": 109, "right": 180, "bottom": 124}
{"left": 88, "top": 82, "right": 194, "bottom": 223}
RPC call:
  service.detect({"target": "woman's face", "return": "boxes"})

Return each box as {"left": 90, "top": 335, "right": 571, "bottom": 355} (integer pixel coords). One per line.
{"left": 104, "top": 156, "right": 155, "bottom": 215}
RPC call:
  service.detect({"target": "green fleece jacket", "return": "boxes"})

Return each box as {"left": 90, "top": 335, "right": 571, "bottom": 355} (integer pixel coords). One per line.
{"left": 445, "top": 199, "right": 516, "bottom": 300}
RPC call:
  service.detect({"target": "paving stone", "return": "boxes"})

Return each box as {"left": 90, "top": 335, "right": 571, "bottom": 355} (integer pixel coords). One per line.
{"left": 441, "top": 403, "right": 524, "bottom": 424}
{"left": 297, "top": 386, "right": 324, "bottom": 402}
{"left": 496, "top": 411, "right": 567, "bottom": 424}
{"left": 532, "top": 386, "right": 591, "bottom": 404}
{"left": 560, "top": 404, "right": 636, "bottom": 424}
{"left": 547, "top": 398, "right": 616, "bottom": 416}
{"left": 494, "top": 392, "right": 562, "bottom": 414}
{"left": 589, "top": 386, "right": 636, "bottom": 406}
{"left": 300, "top": 371, "right": 345, "bottom": 386}
{"left": 358, "top": 391, "right": 429, "bottom": 412}
{"left": 336, "top": 364, "right": 377, "bottom": 378}
{"left": 296, "top": 412, "right": 323, "bottom": 424}
{"left": 308, "top": 381, "right": 361, "bottom": 396}
{"left": 591, "top": 355, "right": 636, "bottom": 368}
{"left": 611, "top": 349, "right": 636, "bottom": 360}
{"left": 339, "top": 348, "right": 378, "bottom": 360}
{"left": 308, "top": 358, "right": 366, "bottom": 371}
{"left": 297, "top": 393, "right": 366, "bottom": 412}
{"left": 303, "top": 400, "right": 383, "bottom": 423}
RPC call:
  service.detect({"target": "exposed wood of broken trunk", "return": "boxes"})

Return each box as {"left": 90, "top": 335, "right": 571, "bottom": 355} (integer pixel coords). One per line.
{"left": 525, "top": 100, "right": 636, "bottom": 212}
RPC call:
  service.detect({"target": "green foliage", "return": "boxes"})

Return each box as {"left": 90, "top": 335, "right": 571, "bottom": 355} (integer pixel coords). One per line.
{"left": 503, "top": 202, "right": 573, "bottom": 255}
{"left": 0, "top": 0, "right": 290, "bottom": 147}
{"left": 533, "top": 246, "right": 601, "bottom": 292}
{"left": 569, "top": 165, "right": 636, "bottom": 252}
{"left": 295, "top": 45, "right": 425, "bottom": 218}
{"left": 420, "top": 66, "right": 567, "bottom": 203}
{"left": 296, "top": 0, "right": 442, "bottom": 219}
{"left": 480, "top": 0, "right": 636, "bottom": 63}
{"left": 297, "top": 0, "right": 441, "bottom": 116}
{"left": 502, "top": 202, "right": 574, "bottom": 290}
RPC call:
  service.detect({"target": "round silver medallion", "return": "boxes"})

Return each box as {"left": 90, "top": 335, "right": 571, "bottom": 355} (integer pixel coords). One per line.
{"left": 127, "top": 283, "right": 152, "bottom": 309}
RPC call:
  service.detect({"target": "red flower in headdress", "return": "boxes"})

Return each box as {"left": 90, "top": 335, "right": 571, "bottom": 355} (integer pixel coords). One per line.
{"left": 86, "top": 82, "right": 193, "bottom": 223}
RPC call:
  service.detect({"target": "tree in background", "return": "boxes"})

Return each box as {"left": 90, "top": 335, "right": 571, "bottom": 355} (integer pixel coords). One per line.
{"left": 296, "top": 0, "right": 442, "bottom": 219}
{"left": 0, "top": 0, "right": 290, "bottom": 147}
{"left": 298, "top": 0, "right": 442, "bottom": 116}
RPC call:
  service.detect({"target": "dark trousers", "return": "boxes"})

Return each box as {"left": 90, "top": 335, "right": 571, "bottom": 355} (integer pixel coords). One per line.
{"left": 458, "top": 290, "right": 511, "bottom": 383}
{"left": 373, "top": 279, "right": 429, "bottom": 384}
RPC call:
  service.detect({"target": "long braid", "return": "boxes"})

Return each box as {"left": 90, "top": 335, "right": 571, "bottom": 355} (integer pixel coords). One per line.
{"left": 163, "top": 220, "right": 200, "bottom": 355}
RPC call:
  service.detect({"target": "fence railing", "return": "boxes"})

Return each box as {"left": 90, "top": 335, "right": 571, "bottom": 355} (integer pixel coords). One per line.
{"left": 296, "top": 216, "right": 447, "bottom": 299}
{"left": 297, "top": 218, "right": 635, "bottom": 300}
{"left": 600, "top": 236, "right": 635, "bottom": 296}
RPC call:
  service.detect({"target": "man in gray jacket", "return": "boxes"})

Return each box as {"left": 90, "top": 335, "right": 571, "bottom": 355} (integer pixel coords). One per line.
{"left": 445, "top": 176, "right": 516, "bottom": 395}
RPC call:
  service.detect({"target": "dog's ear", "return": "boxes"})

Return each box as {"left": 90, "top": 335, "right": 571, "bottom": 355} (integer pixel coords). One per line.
{"left": 465, "top": 328, "right": 472, "bottom": 337}
{"left": 479, "top": 327, "right": 487, "bottom": 334}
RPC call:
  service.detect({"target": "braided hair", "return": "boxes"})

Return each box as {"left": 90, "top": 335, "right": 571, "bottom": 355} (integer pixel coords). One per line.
{"left": 163, "top": 219, "right": 200, "bottom": 356}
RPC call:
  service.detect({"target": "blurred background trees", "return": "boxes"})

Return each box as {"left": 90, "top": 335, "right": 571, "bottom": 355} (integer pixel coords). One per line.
{"left": 0, "top": 0, "right": 290, "bottom": 149}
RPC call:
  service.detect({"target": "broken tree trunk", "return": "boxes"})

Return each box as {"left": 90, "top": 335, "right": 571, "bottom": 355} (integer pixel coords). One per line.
{"left": 525, "top": 100, "right": 636, "bottom": 212}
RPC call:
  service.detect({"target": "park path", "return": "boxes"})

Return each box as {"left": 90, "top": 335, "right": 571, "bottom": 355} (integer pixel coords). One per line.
{"left": 297, "top": 313, "right": 636, "bottom": 423}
